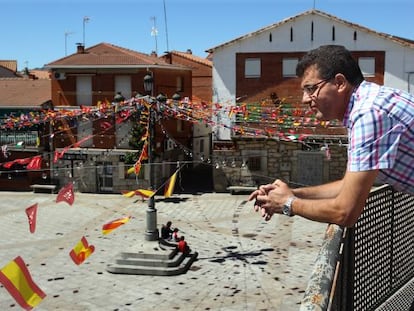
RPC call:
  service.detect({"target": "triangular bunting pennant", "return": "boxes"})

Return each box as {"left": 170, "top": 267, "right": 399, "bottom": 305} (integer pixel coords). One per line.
{"left": 26, "top": 156, "right": 42, "bottom": 170}
{"left": 25, "top": 203, "right": 38, "bottom": 234}
{"left": 56, "top": 182, "right": 75, "bottom": 206}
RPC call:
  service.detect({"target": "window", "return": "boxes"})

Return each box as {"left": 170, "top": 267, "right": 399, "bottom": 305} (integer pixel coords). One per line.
{"left": 245, "top": 58, "right": 261, "bottom": 78}
{"left": 283, "top": 58, "right": 298, "bottom": 77}
{"left": 76, "top": 76, "right": 92, "bottom": 105}
{"left": 115, "top": 76, "right": 131, "bottom": 99}
{"left": 241, "top": 149, "right": 267, "bottom": 172}
{"left": 248, "top": 156, "right": 261, "bottom": 171}
{"left": 176, "top": 76, "right": 184, "bottom": 92}
{"left": 199, "top": 138, "right": 204, "bottom": 153}
{"left": 177, "top": 120, "right": 183, "bottom": 132}
{"left": 359, "top": 57, "right": 375, "bottom": 77}
{"left": 164, "top": 138, "right": 175, "bottom": 151}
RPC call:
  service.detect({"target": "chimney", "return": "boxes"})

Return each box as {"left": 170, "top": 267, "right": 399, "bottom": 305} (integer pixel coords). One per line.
{"left": 186, "top": 49, "right": 192, "bottom": 54}
{"left": 76, "top": 43, "right": 85, "bottom": 54}
{"left": 150, "top": 51, "right": 158, "bottom": 57}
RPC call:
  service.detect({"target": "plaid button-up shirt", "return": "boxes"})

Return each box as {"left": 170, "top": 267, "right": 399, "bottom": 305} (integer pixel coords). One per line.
{"left": 343, "top": 81, "right": 414, "bottom": 195}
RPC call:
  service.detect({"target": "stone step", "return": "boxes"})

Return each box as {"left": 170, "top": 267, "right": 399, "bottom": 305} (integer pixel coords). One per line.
{"left": 113, "top": 251, "right": 187, "bottom": 267}
{"left": 106, "top": 251, "right": 199, "bottom": 276}
{"left": 120, "top": 247, "right": 178, "bottom": 261}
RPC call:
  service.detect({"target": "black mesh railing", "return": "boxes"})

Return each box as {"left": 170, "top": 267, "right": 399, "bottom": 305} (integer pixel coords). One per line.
{"left": 301, "top": 185, "right": 414, "bottom": 310}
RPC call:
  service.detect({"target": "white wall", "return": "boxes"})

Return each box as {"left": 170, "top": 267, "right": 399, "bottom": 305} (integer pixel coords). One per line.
{"left": 211, "top": 13, "right": 414, "bottom": 140}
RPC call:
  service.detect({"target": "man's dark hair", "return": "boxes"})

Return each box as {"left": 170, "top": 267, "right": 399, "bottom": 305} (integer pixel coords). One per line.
{"left": 296, "top": 45, "right": 364, "bottom": 86}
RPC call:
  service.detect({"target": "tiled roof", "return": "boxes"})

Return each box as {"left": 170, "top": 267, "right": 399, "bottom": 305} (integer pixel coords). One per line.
{"left": 29, "top": 69, "right": 50, "bottom": 80}
{"left": 0, "top": 60, "right": 17, "bottom": 72}
{"left": 46, "top": 42, "right": 188, "bottom": 69}
{"left": 168, "top": 51, "right": 212, "bottom": 67}
{"left": 0, "top": 79, "right": 51, "bottom": 107}
{"left": 206, "top": 9, "right": 414, "bottom": 52}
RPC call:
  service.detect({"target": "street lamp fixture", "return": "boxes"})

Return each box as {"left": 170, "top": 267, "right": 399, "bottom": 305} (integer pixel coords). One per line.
{"left": 172, "top": 92, "right": 181, "bottom": 101}
{"left": 156, "top": 93, "right": 167, "bottom": 102}
{"left": 143, "top": 74, "right": 159, "bottom": 241}
{"left": 143, "top": 74, "right": 154, "bottom": 95}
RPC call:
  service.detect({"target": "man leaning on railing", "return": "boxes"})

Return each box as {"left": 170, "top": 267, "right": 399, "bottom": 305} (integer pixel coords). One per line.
{"left": 248, "top": 45, "right": 414, "bottom": 310}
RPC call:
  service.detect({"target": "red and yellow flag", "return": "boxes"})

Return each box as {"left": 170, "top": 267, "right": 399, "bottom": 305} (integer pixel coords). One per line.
{"left": 69, "top": 236, "right": 95, "bottom": 265}
{"left": 121, "top": 189, "right": 155, "bottom": 199}
{"left": 135, "top": 189, "right": 155, "bottom": 198}
{"left": 102, "top": 216, "right": 131, "bottom": 235}
{"left": 164, "top": 171, "right": 177, "bottom": 198}
{"left": 0, "top": 256, "right": 46, "bottom": 310}
{"left": 121, "top": 190, "right": 136, "bottom": 198}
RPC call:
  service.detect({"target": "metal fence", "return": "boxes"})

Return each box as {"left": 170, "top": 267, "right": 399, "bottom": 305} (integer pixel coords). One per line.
{"left": 301, "top": 185, "right": 414, "bottom": 310}
{"left": 0, "top": 130, "right": 38, "bottom": 146}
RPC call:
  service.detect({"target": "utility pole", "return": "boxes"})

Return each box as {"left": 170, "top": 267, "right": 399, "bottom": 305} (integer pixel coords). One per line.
{"left": 163, "top": 0, "right": 169, "bottom": 52}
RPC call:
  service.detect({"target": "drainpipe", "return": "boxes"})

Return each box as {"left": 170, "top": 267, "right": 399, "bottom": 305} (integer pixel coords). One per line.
{"left": 407, "top": 72, "right": 414, "bottom": 93}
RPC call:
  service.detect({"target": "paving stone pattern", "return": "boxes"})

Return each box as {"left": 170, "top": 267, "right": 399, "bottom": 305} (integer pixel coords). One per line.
{"left": 0, "top": 192, "right": 326, "bottom": 311}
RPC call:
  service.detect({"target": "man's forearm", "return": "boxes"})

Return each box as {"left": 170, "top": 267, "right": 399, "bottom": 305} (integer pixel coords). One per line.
{"left": 292, "top": 179, "right": 343, "bottom": 199}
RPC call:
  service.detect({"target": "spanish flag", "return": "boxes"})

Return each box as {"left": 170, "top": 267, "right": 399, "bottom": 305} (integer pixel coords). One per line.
{"left": 102, "top": 216, "right": 131, "bottom": 235}
{"left": 0, "top": 256, "right": 46, "bottom": 310}
{"left": 121, "top": 190, "right": 136, "bottom": 198}
{"left": 164, "top": 171, "right": 177, "bottom": 198}
{"left": 135, "top": 189, "right": 155, "bottom": 198}
{"left": 127, "top": 165, "right": 136, "bottom": 175}
{"left": 121, "top": 189, "right": 154, "bottom": 199}
{"left": 69, "top": 237, "right": 95, "bottom": 265}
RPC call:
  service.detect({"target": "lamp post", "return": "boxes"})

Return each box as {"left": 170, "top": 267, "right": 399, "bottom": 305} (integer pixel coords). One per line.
{"left": 143, "top": 73, "right": 159, "bottom": 241}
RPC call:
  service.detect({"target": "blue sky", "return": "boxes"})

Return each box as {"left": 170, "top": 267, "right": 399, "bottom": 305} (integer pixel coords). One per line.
{"left": 2, "top": 0, "right": 414, "bottom": 70}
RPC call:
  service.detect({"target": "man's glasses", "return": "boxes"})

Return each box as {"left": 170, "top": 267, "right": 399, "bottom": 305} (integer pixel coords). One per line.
{"left": 302, "top": 78, "right": 332, "bottom": 95}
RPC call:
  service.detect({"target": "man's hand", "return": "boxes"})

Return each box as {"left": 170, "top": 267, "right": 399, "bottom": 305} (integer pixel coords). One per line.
{"left": 248, "top": 179, "right": 293, "bottom": 221}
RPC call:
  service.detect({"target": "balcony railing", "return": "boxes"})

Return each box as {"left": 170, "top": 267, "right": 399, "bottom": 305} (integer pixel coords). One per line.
{"left": 0, "top": 130, "right": 38, "bottom": 147}
{"left": 301, "top": 185, "right": 414, "bottom": 310}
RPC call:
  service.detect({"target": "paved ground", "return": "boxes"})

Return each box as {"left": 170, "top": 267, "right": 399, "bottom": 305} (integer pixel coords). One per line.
{"left": 0, "top": 191, "right": 327, "bottom": 311}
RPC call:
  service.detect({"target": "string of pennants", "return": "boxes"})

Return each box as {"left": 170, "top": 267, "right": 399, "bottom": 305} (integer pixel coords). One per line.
{"left": 0, "top": 95, "right": 342, "bottom": 309}
{"left": 1, "top": 95, "right": 342, "bottom": 138}
{"left": 0, "top": 95, "right": 344, "bottom": 176}
{"left": 0, "top": 95, "right": 338, "bottom": 134}
{"left": 0, "top": 163, "right": 181, "bottom": 310}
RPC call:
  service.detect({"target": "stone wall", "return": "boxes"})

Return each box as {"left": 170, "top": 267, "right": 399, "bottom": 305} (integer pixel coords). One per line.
{"left": 212, "top": 138, "right": 348, "bottom": 192}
